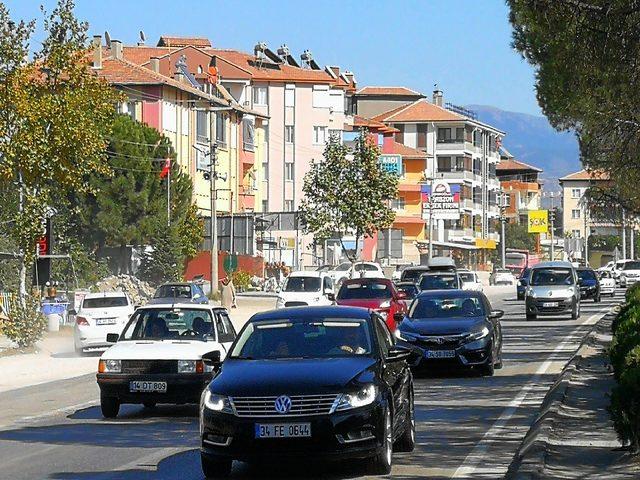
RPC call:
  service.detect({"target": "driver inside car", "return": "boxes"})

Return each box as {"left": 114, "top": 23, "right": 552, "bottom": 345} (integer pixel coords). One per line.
{"left": 338, "top": 328, "right": 367, "bottom": 355}
{"left": 192, "top": 316, "right": 212, "bottom": 336}
{"left": 145, "top": 317, "right": 169, "bottom": 338}
{"left": 461, "top": 299, "right": 478, "bottom": 316}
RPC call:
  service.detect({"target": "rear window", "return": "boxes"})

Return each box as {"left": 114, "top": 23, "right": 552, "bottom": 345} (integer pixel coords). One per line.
{"left": 284, "top": 276, "right": 321, "bottom": 292}
{"left": 83, "top": 296, "right": 128, "bottom": 308}
{"left": 154, "top": 285, "right": 192, "bottom": 299}
{"left": 623, "top": 261, "right": 640, "bottom": 270}
{"left": 578, "top": 270, "right": 596, "bottom": 281}
{"left": 396, "top": 284, "right": 419, "bottom": 299}
{"left": 419, "top": 274, "right": 458, "bottom": 290}
{"left": 338, "top": 281, "right": 392, "bottom": 300}
{"left": 459, "top": 273, "right": 475, "bottom": 282}
{"left": 401, "top": 268, "right": 429, "bottom": 283}
{"left": 531, "top": 268, "right": 573, "bottom": 286}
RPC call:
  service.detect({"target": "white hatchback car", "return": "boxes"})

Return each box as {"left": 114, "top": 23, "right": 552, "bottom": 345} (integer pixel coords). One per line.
{"left": 598, "top": 271, "right": 616, "bottom": 296}
{"left": 73, "top": 292, "right": 135, "bottom": 354}
{"left": 97, "top": 303, "right": 236, "bottom": 418}
{"left": 459, "top": 271, "right": 483, "bottom": 291}
{"left": 275, "top": 271, "right": 335, "bottom": 308}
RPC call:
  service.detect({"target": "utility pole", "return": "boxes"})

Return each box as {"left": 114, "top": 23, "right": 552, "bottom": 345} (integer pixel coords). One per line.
{"left": 631, "top": 219, "right": 635, "bottom": 260}
{"left": 167, "top": 162, "right": 171, "bottom": 227}
{"left": 622, "top": 209, "right": 627, "bottom": 260}
{"left": 428, "top": 174, "right": 434, "bottom": 260}
{"left": 210, "top": 142, "right": 218, "bottom": 293}
{"left": 498, "top": 191, "right": 507, "bottom": 269}
{"left": 550, "top": 208, "right": 556, "bottom": 261}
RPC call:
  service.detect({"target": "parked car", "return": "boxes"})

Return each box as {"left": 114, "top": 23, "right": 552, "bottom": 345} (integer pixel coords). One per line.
{"left": 490, "top": 268, "right": 516, "bottom": 286}
{"left": 72, "top": 292, "right": 135, "bottom": 354}
{"left": 199, "top": 306, "right": 415, "bottom": 477}
{"left": 328, "top": 262, "right": 385, "bottom": 287}
{"left": 459, "top": 271, "right": 483, "bottom": 292}
{"left": 612, "top": 260, "right": 631, "bottom": 284}
{"left": 597, "top": 261, "right": 615, "bottom": 274}
{"left": 336, "top": 278, "right": 407, "bottom": 331}
{"left": 417, "top": 271, "right": 461, "bottom": 291}
{"left": 149, "top": 282, "right": 208, "bottom": 305}
{"left": 97, "top": 303, "right": 236, "bottom": 418}
{"left": 427, "top": 257, "right": 457, "bottom": 272}
{"left": 394, "top": 282, "right": 420, "bottom": 307}
{"left": 275, "top": 271, "right": 335, "bottom": 308}
{"left": 400, "top": 266, "right": 431, "bottom": 284}
{"left": 618, "top": 260, "right": 640, "bottom": 288}
{"left": 525, "top": 261, "right": 581, "bottom": 320}
{"left": 598, "top": 270, "right": 616, "bottom": 296}
{"left": 517, "top": 267, "right": 531, "bottom": 301}
{"left": 395, "top": 290, "right": 503, "bottom": 376}
{"left": 577, "top": 267, "right": 601, "bottom": 302}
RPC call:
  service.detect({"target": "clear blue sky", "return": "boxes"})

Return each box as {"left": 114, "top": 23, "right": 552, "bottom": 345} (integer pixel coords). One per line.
{"left": 5, "top": 0, "right": 541, "bottom": 115}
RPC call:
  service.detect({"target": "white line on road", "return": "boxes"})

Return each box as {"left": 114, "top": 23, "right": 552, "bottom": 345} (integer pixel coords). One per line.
{"left": 451, "top": 306, "right": 613, "bottom": 478}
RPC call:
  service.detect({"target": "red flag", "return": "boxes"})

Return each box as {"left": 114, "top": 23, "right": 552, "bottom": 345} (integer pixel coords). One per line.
{"left": 160, "top": 158, "right": 171, "bottom": 178}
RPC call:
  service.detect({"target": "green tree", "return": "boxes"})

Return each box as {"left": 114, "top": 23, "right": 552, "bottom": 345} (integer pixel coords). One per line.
{"left": 498, "top": 222, "right": 537, "bottom": 253}
{"left": 299, "top": 131, "right": 398, "bottom": 262}
{"left": 508, "top": 0, "right": 640, "bottom": 214}
{"left": 137, "top": 221, "right": 184, "bottom": 285}
{"left": 0, "top": 0, "right": 121, "bottom": 298}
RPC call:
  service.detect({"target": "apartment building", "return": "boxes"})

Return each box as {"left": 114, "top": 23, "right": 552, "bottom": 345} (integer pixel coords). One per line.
{"left": 496, "top": 150, "right": 542, "bottom": 224}
{"left": 357, "top": 88, "right": 504, "bottom": 267}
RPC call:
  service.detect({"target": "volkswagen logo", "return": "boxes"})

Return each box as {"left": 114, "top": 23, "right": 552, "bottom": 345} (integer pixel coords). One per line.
{"left": 431, "top": 337, "right": 445, "bottom": 344}
{"left": 274, "top": 395, "right": 292, "bottom": 414}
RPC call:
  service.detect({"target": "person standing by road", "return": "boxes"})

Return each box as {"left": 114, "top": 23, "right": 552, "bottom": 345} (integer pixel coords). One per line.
{"left": 220, "top": 276, "right": 236, "bottom": 310}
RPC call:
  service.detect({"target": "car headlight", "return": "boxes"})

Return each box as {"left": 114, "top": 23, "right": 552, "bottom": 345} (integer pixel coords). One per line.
{"left": 334, "top": 384, "right": 377, "bottom": 411}
{"left": 395, "top": 329, "right": 416, "bottom": 342}
{"left": 98, "top": 359, "right": 121, "bottom": 373}
{"left": 203, "top": 390, "right": 235, "bottom": 414}
{"left": 528, "top": 288, "right": 537, "bottom": 298}
{"left": 467, "top": 326, "right": 490, "bottom": 342}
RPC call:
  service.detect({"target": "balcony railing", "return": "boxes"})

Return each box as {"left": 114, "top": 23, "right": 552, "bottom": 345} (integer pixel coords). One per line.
{"left": 437, "top": 138, "right": 465, "bottom": 144}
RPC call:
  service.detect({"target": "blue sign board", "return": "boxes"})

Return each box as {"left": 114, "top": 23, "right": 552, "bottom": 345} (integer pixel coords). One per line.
{"left": 378, "top": 154, "right": 402, "bottom": 176}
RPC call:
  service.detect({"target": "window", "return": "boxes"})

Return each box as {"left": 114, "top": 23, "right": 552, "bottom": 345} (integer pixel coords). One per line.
{"left": 119, "top": 101, "right": 137, "bottom": 120}
{"left": 437, "top": 128, "right": 451, "bottom": 143}
{"left": 215, "top": 311, "right": 236, "bottom": 343}
{"left": 323, "top": 276, "right": 333, "bottom": 291}
{"left": 417, "top": 124, "right": 428, "bottom": 148}
{"left": 313, "top": 126, "right": 327, "bottom": 145}
{"left": 252, "top": 86, "right": 268, "bottom": 106}
{"left": 262, "top": 200, "right": 268, "bottom": 212}
{"left": 284, "top": 200, "right": 294, "bottom": 211}
{"left": 374, "top": 317, "right": 394, "bottom": 357}
{"left": 285, "top": 162, "right": 294, "bottom": 181}
{"left": 196, "top": 110, "right": 208, "bottom": 144}
{"left": 285, "top": 84, "right": 295, "bottom": 107}
{"left": 456, "top": 127, "right": 465, "bottom": 141}
{"left": 473, "top": 158, "right": 482, "bottom": 175}
{"left": 572, "top": 188, "right": 582, "bottom": 199}
{"left": 391, "top": 197, "right": 405, "bottom": 210}
{"left": 473, "top": 130, "right": 482, "bottom": 147}
{"left": 262, "top": 161, "right": 269, "bottom": 181}
{"left": 572, "top": 209, "right": 581, "bottom": 219}
{"left": 242, "top": 118, "right": 255, "bottom": 152}
{"left": 162, "top": 101, "right": 177, "bottom": 133}
{"left": 329, "top": 90, "right": 344, "bottom": 112}
{"left": 438, "top": 156, "right": 452, "bottom": 172}
{"left": 285, "top": 125, "right": 294, "bottom": 143}
{"left": 312, "top": 84, "right": 330, "bottom": 108}
{"left": 215, "top": 113, "right": 227, "bottom": 147}
{"left": 572, "top": 229, "right": 581, "bottom": 238}
{"left": 394, "top": 124, "right": 405, "bottom": 144}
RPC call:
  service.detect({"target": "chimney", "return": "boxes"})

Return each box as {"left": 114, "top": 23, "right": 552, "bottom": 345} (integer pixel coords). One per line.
{"left": 110, "top": 39, "right": 123, "bottom": 60}
{"left": 433, "top": 85, "right": 443, "bottom": 107}
{"left": 150, "top": 57, "right": 160, "bottom": 73}
{"left": 344, "top": 71, "right": 355, "bottom": 85}
{"left": 92, "top": 34, "right": 102, "bottom": 69}
{"left": 174, "top": 55, "right": 187, "bottom": 83}
{"left": 329, "top": 66, "right": 340, "bottom": 78}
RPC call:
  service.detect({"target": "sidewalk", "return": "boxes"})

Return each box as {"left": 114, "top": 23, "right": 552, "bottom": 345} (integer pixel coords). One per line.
{"left": 507, "top": 311, "right": 640, "bottom": 479}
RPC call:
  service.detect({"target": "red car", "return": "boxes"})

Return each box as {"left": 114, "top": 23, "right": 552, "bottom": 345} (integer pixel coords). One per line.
{"left": 335, "top": 278, "right": 408, "bottom": 331}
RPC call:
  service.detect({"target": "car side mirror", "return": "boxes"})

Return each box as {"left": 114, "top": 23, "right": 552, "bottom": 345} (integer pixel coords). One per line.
{"left": 68, "top": 309, "right": 77, "bottom": 316}
{"left": 202, "top": 350, "right": 222, "bottom": 366}
{"left": 396, "top": 291, "right": 407, "bottom": 300}
{"left": 323, "top": 288, "right": 333, "bottom": 295}
{"left": 326, "top": 293, "right": 335, "bottom": 302}
{"left": 106, "top": 333, "right": 119, "bottom": 343}
{"left": 386, "top": 346, "right": 412, "bottom": 363}
{"left": 489, "top": 310, "right": 504, "bottom": 319}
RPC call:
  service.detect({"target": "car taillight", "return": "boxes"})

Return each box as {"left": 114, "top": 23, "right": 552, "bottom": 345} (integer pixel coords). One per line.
{"left": 196, "top": 360, "right": 204, "bottom": 374}
{"left": 76, "top": 316, "right": 89, "bottom": 326}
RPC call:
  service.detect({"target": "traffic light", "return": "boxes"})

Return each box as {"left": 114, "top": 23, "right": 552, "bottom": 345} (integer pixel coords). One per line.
{"left": 34, "top": 217, "right": 52, "bottom": 286}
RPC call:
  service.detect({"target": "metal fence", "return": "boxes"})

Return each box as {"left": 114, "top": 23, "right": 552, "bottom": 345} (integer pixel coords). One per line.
{"left": 0, "top": 292, "right": 13, "bottom": 315}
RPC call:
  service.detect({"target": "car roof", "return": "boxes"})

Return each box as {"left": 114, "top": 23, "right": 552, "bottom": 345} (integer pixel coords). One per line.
{"left": 420, "top": 271, "right": 457, "bottom": 276}
{"left": 577, "top": 267, "right": 596, "bottom": 271}
{"left": 83, "top": 291, "right": 128, "bottom": 299}
{"left": 156, "top": 282, "right": 194, "bottom": 288}
{"left": 288, "top": 270, "right": 324, "bottom": 278}
{"left": 427, "top": 257, "right": 456, "bottom": 268}
{"left": 533, "top": 261, "right": 574, "bottom": 269}
{"left": 137, "top": 303, "right": 223, "bottom": 311}
{"left": 250, "top": 306, "right": 372, "bottom": 322}
{"left": 416, "top": 290, "right": 482, "bottom": 299}
{"left": 396, "top": 281, "right": 419, "bottom": 286}
{"left": 342, "top": 277, "right": 392, "bottom": 285}
{"left": 403, "top": 266, "right": 430, "bottom": 271}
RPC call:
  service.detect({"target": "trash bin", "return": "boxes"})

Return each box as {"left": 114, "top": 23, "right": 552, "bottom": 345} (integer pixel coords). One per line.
{"left": 42, "top": 303, "right": 68, "bottom": 332}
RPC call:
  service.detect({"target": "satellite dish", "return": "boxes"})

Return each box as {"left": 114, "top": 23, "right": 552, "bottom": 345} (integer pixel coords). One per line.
{"left": 104, "top": 30, "right": 111, "bottom": 47}
{"left": 139, "top": 30, "right": 146, "bottom": 43}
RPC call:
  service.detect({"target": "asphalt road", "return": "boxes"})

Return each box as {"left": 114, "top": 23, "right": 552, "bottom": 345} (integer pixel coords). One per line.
{"left": 0, "top": 287, "right": 623, "bottom": 479}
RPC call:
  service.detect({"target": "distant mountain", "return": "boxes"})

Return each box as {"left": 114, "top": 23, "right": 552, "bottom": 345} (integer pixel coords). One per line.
{"left": 467, "top": 105, "right": 581, "bottom": 186}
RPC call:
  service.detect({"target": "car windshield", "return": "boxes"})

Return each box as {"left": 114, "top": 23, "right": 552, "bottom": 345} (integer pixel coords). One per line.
{"left": 459, "top": 273, "right": 475, "bottom": 282}
{"left": 337, "top": 281, "right": 392, "bottom": 300}
{"left": 283, "top": 276, "right": 321, "bottom": 293}
{"left": 496, "top": 269, "right": 511, "bottom": 275}
{"left": 83, "top": 296, "right": 128, "bottom": 308}
{"left": 419, "top": 274, "right": 458, "bottom": 290}
{"left": 578, "top": 270, "right": 597, "bottom": 281}
{"left": 623, "top": 261, "right": 640, "bottom": 270}
{"left": 154, "top": 285, "right": 192, "bottom": 299}
{"left": 121, "top": 307, "right": 213, "bottom": 340}
{"left": 396, "top": 284, "right": 418, "bottom": 299}
{"left": 230, "top": 318, "right": 373, "bottom": 359}
{"left": 530, "top": 268, "right": 573, "bottom": 286}
{"left": 410, "top": 295, "right": 485, "bottom": 318}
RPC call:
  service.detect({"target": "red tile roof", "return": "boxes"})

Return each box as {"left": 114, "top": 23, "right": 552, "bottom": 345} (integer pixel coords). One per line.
{"left": 120, "top": 46, "right": 172, "bottom": 65}
{"left": 157, "top": 36, "right": 212, "bottom": 48}
{"left": 356, "top": 86, "right": 423, "bottom": 97}
{"left": 374, "top": 99, "right": 464, "bottom": 122}
{"left": 496, "top": 158, "right": 542, "bottom": 173}
{"left": 349, "top": 115, "right": 399, "bottom": 133}
{"left": 559, "top": 169, "right": 610, "bottom": 181}
{"left": 387, "top": 140, "right": 429, "bottom": 159}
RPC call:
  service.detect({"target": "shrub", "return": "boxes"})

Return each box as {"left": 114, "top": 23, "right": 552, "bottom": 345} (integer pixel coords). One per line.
{"left": 610, "top": 365, "right": 640, "bottom": 451}
{"left": 626, "top": 283, "right": 640, "bottom": 305}
{"left": 232, "top": 271, "right": 252, "bottom": 292}
{"left": 2, "top": 295, "right": 47, "bottom": 348}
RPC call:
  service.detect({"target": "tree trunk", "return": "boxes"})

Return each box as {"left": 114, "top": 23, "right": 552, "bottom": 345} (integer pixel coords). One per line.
{"left": 17, "top": 172, "right": 26, "bottom": 305}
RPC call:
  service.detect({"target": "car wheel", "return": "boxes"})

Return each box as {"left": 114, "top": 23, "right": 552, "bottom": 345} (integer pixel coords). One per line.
{"left": 143, "top": 401, "right": 157, "bottom": 409}
{"left": 395, "top": 390, "right": 415, "bottom": 452}
{"left": 571, "top": 301, "right": 580, "bottom": 320}
{"left": 201, "top": 452, "right": 232, "bottom": 479}
{"left": 526, "top": 313, "right": 537, "bottom": 320}
{"left": 100, "top": 396, "right": 120, "bottom": 418}
{"left": 481, "top": 356, "right": 495, "bottom": 376}
{"left": 369, "top": 405, "right": 393, "bottom": 475}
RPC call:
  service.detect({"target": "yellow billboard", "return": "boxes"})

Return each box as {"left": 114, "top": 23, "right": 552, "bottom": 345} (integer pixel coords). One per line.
{"left": 528, "top": 210, "right": 549, "bottom": 233}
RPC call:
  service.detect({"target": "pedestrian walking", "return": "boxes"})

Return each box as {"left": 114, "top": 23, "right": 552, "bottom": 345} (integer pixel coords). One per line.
{"left": 220, "top": 275, "right": 237, "bottom": 310}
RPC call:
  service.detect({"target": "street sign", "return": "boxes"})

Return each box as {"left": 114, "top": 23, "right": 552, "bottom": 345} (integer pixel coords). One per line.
{"left": 421, "top": 181, "right": 461, "bottom": 220}
{"left": 223, "top": 254, "right": 238, "bottom": 274}
{"left": 378, "top": 154, "right": 402, "bottom": 176}
{"left": 528, "top": 210, "right": 549, "bottom": 233}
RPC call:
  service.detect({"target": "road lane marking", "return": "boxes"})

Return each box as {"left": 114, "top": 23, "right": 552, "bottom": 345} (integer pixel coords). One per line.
{"left": 451, "top": 305, "right": 613, "bottom": 478}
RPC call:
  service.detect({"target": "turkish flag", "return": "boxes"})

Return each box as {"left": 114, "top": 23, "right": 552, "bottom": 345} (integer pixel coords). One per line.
{"left": 160, "top": 158, "right": 171, "bottom": 178}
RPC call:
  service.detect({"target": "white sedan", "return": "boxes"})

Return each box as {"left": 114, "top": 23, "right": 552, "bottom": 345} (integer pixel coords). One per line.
{"left": 73, "top": 292, "right": 135, "bottom": 354}
{"left": 598, "top": 271, "right": 616, "bottom": 296}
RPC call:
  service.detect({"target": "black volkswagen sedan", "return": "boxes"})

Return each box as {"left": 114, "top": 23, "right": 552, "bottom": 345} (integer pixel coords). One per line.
{"left": 199, "top": 306, "right": 415, "bottom": 478}
{"left": 395, "top": 290, "right": 504, "bottom": 376}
